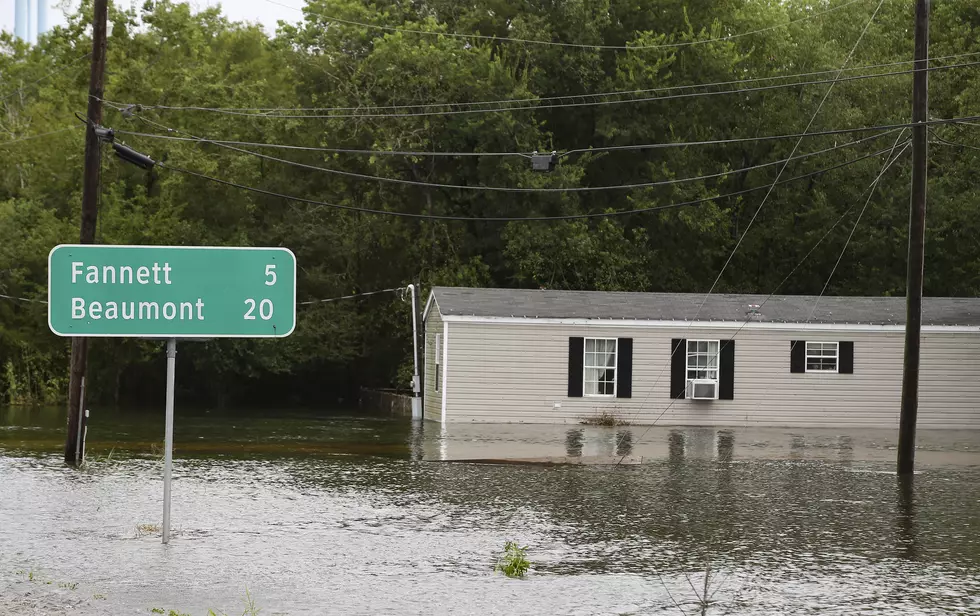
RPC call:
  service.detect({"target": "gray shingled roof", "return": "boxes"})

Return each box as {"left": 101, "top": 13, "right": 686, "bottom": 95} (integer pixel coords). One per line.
{"left": 430, "top": 287, "right": 980, "bottom": 327}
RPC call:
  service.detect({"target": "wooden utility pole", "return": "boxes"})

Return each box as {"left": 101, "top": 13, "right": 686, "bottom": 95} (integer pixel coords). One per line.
{"left": 898, "top": 0, "right": 930, "bottom": 476}
{"left": 65, "top": 0, "right": 109, "bottom": 466}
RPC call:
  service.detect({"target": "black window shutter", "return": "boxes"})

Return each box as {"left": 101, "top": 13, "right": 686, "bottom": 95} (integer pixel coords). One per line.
{"left": 720, "top": 340, "right": 735, "bottom": 400}
{"left": 617, "top": 338, "right": 633, "bottom": 398}
{"left": 790, "top": 341, "right": 805, "bottom": 373}
{"left": 568, "top": 337, "right": 584, "bottom": 397}
{"left": 670, "top": 339, "right": 686, "bottom": 399}
{"left": 839, "top": 341, "right": 854, "bottom": 374}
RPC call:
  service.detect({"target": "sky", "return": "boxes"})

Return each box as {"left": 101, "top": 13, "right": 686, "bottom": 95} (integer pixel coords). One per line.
{"left": 0, "top": 0, "right": 300, "bottom": 38}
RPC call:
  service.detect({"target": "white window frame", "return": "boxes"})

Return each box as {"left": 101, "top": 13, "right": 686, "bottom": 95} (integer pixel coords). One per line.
{"left": 434, "top": 333, "right": 442, "bottom": 391}
{"left": 686, "top": 339, "right": 720, "bottom": 383}
{"left": 583, "top": 337, "right": 618, "bottom": 397}
{"left": 805, "top": 341, "right": 839, "bottom": 373}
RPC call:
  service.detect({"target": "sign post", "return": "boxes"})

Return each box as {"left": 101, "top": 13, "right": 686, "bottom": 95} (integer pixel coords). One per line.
{"left": 48, "top": 245, "right": 296, "bottom": 543}
{"left": 163, "top": 337, "right": 176, "bottom": 544}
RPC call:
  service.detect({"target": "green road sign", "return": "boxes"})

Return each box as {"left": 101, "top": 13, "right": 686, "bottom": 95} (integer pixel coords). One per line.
{"left": 48, "top": 245, "right": 296, "bottom": 338}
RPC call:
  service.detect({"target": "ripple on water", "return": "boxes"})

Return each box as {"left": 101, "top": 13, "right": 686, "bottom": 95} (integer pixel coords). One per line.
{"left": 1, "top": 415, "right": 980, "bottom": 615}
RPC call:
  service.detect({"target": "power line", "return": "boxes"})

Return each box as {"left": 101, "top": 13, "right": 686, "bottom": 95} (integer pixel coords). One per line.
{"left": 568, "top": 116, "right": 980, "bottom": 156}
{"left": 0, "top": 287, "right": 403, "bottom": 307}
{"left": 263, "top": 0, "right": 866, "bottom": 51}
{"left": 931, "top": 134, "right": 980, "bottom": 152}
{"left": 617, "top": 125, "right": 910, "bottom": 463}
{"left": 157, "top": 141, "right": 904, "bottom": 222}
{"left": 102, "top": 52, "right": 980, "bottom": 113}
{"left": 119, "top": 117, "right": 899, "bottom": 191}
{"left": 119, "top": 109, "right": 980, "bottom": 172}
{"left": 0, "top": 293, "right": 47, "bottom": 304}
{"left": 0, "top": 127, "right": 77, "bottom": 147}
{"left": 107, "top": 60, "right": 980, "bottom": 119}
{"left": 0, "top": 53, "right": 93, "bottom": 103}
{"left": 298, "top": 287, "right": 404, "bottom": 305}
{"left": 615, "top": 0, "right": 888, "bottom": 448}
{"left": 112, "top": 129, "right": 531, "bottom": 157}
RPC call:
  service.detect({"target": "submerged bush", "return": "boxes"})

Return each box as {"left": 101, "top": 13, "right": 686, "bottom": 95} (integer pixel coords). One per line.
{"left": 580, "top": 410, "right": 630, "bottom": 426}
{"left": 494, "top": 541, "right": 531, "bottom": 578}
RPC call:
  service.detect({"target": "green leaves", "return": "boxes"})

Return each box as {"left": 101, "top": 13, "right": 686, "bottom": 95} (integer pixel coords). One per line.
{"left": 494, "top": 541, "right": 531, "bottom": 578}
{"left": 3, "top": 0, "right": 980, "bottom": 406}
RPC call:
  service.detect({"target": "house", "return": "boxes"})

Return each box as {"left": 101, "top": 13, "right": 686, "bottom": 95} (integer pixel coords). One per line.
{"left": 422, "top": 287, "right": 980, "bottom": 428}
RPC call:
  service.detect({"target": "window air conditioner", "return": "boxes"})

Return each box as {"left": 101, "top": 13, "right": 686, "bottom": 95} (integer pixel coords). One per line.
{"left": 686, "top": 379, "right": 718, "bottom": 400}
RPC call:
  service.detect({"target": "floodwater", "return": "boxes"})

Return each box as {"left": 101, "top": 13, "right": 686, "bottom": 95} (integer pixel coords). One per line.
{"left": 2, "top": 406, "right": 979, "bottom": 616}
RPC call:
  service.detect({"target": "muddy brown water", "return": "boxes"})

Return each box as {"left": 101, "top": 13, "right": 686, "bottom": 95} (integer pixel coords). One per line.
{"left": 1, "top": 406, "right": 979, "bottom": 615}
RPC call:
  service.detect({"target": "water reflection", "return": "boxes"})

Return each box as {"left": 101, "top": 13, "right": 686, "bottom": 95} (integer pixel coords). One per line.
{"left": 668, "top": 430, "right": 685, "bottom": 463}
{"left": 790, "top": 434, "right": 806, "bottom": 459}
{"left": 615, "top": 429, "right": 633, "bottom": 457}
{"left": 565, "top": 429, "right": 583, "bottom": 457}
{"left": 1, "top": 410, "right": 979, "bottom": 616}
{"left": 409, "top": 420, "right": 424, "bottom": 461}
{"left": 897, "top": 476, "right": 919, "bottom": 561}
{"left": 717, "top": 429, "right": 735, "bottom": 462}
{"left": 836, "top": 435, "right": 854, "bottom": 465}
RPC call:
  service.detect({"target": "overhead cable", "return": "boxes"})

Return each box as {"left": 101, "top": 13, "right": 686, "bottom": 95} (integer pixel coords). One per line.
{"left": 298, "top": 287, "right": 404, "bottom": 305}
{"left": 0, "top": 52, "right": 93, "bottom": 103}
{"left": 262, "top": 0, "right": 865, "bottom": 51}
{"left": 0, "top": 127, "right": 77, "bottom": 147}
{"left": 106, "top": 60, "right": 980, "bottom": 119}
{"left": 0, "top": 288, "right": 402, "bottom": 307}
{"left": 0, "top": 293, "right": 48, "bottom": 304}
{"left": 932, "top": 135, "right": 980, "bottom": 152}
{"left": 126, "top": 120, "right": 899, "bottom": 192}
{"left": 102, "top": 51, "right": 980, "bottom": 113}
{"left": 116, "top": 108, "right": 980, "bottom": 178}
{"left": 157, "top": 141, "right": 906, "bottom": 222}
{"left": 111, "top": 129, "right": 532, "bottom": 158}
{"left": 615, "top": 0, "right": 888, "bottom": 450}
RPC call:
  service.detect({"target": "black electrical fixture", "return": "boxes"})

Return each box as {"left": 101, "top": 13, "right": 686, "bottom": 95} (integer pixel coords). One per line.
{"left": 112, "top": 142, "right": 156, "bottom": 170}
{"left": 94, "top": 126, "right": 114, "bottom": 142}
{"left": 531, "top": 150, "right": 558, "bottom": 172}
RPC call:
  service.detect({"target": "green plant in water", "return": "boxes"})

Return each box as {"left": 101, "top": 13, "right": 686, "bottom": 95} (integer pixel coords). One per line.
{"left": 150, "top": 609, "right": 165, "bottom": 615}
{"left": 494, "top": 541, "right": 531, "bottom": 578}
{"left": 242, "top": 586, "right": 261, "bottom": 616}
{"left": 207, "top": 586, "right": 261, "bottom": 616}
{"left": 580, "top": 410, "right": 630, "bottom": 426}
{"left": 135, "top": 523, "right": 161, "bottom": 537}
{"left": 58, "top": 581, "right": 78, "bottom": 590}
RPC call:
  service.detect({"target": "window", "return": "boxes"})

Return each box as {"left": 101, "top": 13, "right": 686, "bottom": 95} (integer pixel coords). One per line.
{"left": 434, "top": 334, "right": 442, "bottom": 391}
{"left": 584, "top": 338, "right": 617, "bottom": 396}
{"left": 687, "top": 340, "right": 720, "bottom": 382}
{"left": 806, "top": 341, "right": 838, "bottom": 372}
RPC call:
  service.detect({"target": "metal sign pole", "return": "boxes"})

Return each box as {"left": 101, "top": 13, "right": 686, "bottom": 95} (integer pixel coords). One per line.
{"left": 162, "top": 338, "right": 176, "bottom": 544}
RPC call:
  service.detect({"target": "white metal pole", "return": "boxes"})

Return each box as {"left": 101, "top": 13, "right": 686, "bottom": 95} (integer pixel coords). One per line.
{"left": 162, "top": 338, "right": 176, "bottom": 544}
{"left": 81, "top": 409, "right": 89, "bottom": 460}
{"left": 408, "top": 284, "right": 422, "bottom": 420}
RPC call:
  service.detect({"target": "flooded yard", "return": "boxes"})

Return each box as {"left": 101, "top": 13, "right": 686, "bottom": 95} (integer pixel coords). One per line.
{"left": 1, "top": 406, "right": 979, "bottom": 615}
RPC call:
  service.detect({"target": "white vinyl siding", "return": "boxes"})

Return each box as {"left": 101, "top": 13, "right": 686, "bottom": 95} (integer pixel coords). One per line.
{"left": 428, "top": 319, "right": 980, "bottom": 428}
{"left": 423, "top": 309, "right": 444, "bottom": 421}
{"left": 806, "top": 342, "right": 839, "bottom": 372}
{"left": 584, "top": 338, "right": 617, "bottom": 396}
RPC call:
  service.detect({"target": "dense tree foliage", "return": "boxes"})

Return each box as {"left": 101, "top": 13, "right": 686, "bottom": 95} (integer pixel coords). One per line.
{"left": 1, "top": 0, "right": 978, "bottom": 407}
